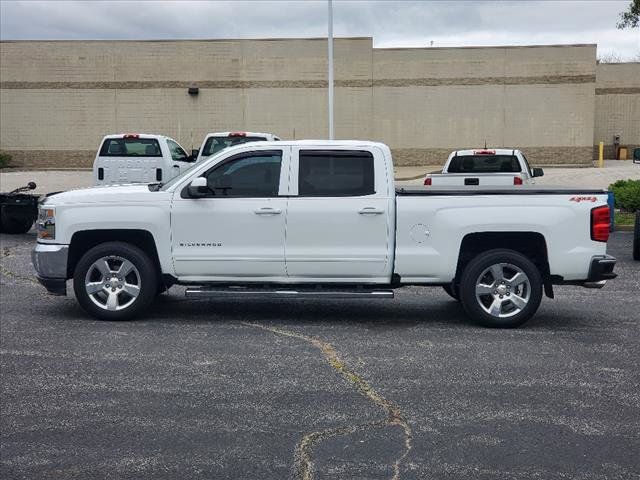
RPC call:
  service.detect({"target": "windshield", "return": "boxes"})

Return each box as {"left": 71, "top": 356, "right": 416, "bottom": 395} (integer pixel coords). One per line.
{"left": 201, "top": 136, "right": 267, "bottom": 157}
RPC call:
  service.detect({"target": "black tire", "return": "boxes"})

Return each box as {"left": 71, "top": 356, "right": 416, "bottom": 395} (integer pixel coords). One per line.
{"left": 633, "top": 211, "right": 640, "bottom": 261}
{"left": 442, "top": 284, "right": 460, "bottom": 301}
{"left": 73, "top": 241, "right": 157, "bottom": 321}
{"left": 0, "top": 207, "right": 33, "bottom": 234}
{"left": 459, "top": 249, "right": 543, "bottom": 328}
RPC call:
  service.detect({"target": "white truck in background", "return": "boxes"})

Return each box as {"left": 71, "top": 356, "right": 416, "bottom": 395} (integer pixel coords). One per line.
{"left": 34, "top": 140, "right": 616, "bottom": 328}
{"left": 194, "top": 131, "right": 281, "bottom": 162}
{"left": 424, "top": 149, "right": 544, "bottom": 187}
{"left": 93, "top": 134, "right": 196, "bottom": 186}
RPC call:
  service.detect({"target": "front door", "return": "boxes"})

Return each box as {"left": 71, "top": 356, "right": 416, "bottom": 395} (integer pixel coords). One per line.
{"left": 171, "top": 148, "right": 289, "bottom": 281}
{"left": 285, "top": 147, "right": 393, "bottom": 281}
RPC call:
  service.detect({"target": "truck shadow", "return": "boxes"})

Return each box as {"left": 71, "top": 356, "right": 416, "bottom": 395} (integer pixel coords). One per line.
{"left": 138, "top": 292, "right": 583, "bottom": 331}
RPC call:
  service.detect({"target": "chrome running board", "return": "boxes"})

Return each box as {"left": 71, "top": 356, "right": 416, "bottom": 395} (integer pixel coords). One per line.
{"left": 184, "top": 286, "right": 394, "bottom": 299}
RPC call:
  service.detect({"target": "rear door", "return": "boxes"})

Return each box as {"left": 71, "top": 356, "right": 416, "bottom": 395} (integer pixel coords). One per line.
{"left": 285, "top": 147, "right": 393, "bottom": 281}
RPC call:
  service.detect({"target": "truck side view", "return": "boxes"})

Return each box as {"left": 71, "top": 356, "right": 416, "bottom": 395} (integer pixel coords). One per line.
{"left": 33, "top": 141, "right": 616, "bottom": 328}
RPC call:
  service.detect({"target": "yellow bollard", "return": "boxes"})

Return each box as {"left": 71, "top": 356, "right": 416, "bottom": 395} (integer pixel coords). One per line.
{"left": 598, "top": 141, "right": 604, "bottom": 168}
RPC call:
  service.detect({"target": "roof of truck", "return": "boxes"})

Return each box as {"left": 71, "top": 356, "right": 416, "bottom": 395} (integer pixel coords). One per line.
{"left": 204, "top": 132, "right": 279, "bottom": 139}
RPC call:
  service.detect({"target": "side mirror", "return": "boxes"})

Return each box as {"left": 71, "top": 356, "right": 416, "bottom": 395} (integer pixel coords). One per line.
{"left": 532, "top": 167, "right": 544, "bottom": 178}
{"left": 187, "top": 177, "right": 209, "bottom": 197}
{"left": 27, "top": 181, "right": 37, "bottom": 190}
{"left": 191, "top": 149, "right": 199, "bottom": 160}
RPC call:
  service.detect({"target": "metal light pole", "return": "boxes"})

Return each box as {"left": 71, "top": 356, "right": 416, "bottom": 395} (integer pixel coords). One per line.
{"left": 327, "top": 0, "right": 334, "bottom": 140}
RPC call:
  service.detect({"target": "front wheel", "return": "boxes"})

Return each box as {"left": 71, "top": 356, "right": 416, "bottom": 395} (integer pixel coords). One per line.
{"left": 73, "top": 242, "right": 157, "bottom": 321}
{"left": 459, "top": 249, "right": 543, "bottom": 328}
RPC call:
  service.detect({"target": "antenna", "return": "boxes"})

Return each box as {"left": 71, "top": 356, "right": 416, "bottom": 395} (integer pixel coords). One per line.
{"left": 484, "top": 139, "right": 487, "bottom": 149}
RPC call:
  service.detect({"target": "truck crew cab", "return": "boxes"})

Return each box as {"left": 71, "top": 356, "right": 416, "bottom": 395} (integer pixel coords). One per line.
{"left": 34, "top": 141, "right": 616, "bottom": 328}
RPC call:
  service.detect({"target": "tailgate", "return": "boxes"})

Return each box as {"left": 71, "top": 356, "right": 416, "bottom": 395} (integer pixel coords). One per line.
{"left": 428, "top": 173, "right": 521, "bottom": 186}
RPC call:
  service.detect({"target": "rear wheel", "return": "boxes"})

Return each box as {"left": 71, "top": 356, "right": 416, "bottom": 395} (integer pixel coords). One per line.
{"left": 459, "top": 249, "right": 542, "bottom": 328}
{"left": 73, "top": 242, "right": 157, "bottom": 321}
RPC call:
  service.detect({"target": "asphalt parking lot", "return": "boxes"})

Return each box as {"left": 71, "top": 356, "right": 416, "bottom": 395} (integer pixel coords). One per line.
{"left": 1, "top": 230, "right": 639, "bottom": 479}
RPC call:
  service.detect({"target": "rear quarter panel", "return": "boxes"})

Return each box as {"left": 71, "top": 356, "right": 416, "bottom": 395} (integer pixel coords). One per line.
{"left": 394, "top": 193, "right": 608, "bottom": 282}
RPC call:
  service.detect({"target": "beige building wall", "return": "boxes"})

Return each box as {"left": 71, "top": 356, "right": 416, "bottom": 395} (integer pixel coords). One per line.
{"left": 372, "top": 45, "right": 596, "bottom": 166}
{"left": 594, "top": 63, "right": 640, "bottom": 159}
{"left": 0, "top": 38, "right": 618, "bottom": 169}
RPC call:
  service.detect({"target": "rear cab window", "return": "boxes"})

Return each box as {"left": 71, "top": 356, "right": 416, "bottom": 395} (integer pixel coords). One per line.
{"left": 99, "top": 138, "right": 162, "bottom": 157}
{"left": 298, "top": 150, "right": 375, "bottom": 196}
{"left": 447, "top": 155, "right": 522, "bottom": 173}
{"left": 201, "top": 136, "right": 269, "bottom": 157}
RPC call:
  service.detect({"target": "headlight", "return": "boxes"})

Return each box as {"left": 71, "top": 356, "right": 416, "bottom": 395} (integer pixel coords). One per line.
{"left": 37, "top": 206, "right": 55, "bottom": 240}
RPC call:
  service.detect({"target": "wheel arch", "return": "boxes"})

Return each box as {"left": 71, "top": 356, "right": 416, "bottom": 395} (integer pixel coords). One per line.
{"left": 67, "top": 229, "right": 161, "bottom": 279}
{"left": 454, "top": 231, "right": 552, "bottom": 297}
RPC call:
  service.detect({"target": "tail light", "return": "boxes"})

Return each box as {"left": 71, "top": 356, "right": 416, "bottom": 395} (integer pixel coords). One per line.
{"left": 591, "top": 205, "right": 610, "bottom": 242}
{"left": 513, "top": 176, "right": 523, "bottom": 185}
{"left": 424, "top": 177, "right": 432, "bottom": 186}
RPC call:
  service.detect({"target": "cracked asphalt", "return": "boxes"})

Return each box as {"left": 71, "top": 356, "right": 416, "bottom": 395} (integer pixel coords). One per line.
{"left": 1, "top": 230, "right": 639, "bottom": 480}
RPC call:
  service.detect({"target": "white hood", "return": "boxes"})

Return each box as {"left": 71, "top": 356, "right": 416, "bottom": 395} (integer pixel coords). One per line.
{"left": 43, "top": 184, "right": 170, "bottom": 205}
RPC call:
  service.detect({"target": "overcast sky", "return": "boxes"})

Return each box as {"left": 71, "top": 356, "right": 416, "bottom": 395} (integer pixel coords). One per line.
{"left": 1, "top": 0, "right": 639, "bottom": 60}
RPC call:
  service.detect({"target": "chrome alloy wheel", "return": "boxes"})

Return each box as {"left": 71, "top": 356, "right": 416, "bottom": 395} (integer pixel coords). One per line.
{"left": 474, "top": 263, "right": 531, "bottom": 318}
{"left": 84, "top": 256, "right": 141, "bottom": 311}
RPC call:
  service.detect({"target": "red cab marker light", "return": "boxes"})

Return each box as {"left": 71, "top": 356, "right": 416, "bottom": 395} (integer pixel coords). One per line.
{"left": 424, "top": 177, "right": 432, "bottom": 186}
{"left": 513, "top": 177, "right": 523, "bottom": 185}
{"left": 229, "top": 132, "right": 247, "bottom": 137}
{"left": 123, "top": 134, "right": 140, "bottom": 139}
{"left": 473, "top": 149, "right": 496, "bottom": 155}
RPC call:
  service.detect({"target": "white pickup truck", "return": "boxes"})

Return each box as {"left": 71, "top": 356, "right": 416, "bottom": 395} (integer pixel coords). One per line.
{"left": 33, "top": 140, "right": 616, "bottom": 328}
{"left": 424, "top": 149, "right": 544, "bottom": 187}
{"left": 93, "top": 134, "right": 196, "bottom": 185}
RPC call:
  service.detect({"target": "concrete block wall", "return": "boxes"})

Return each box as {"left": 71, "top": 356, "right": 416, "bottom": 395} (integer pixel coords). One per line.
{"left": 0, "top": 38, "right": 634, "bottom": 169}
{"left": 594, "top": 63, "right": 640, "bottom": 160}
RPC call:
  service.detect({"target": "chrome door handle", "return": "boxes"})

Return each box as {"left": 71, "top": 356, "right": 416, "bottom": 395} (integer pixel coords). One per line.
{"left": 358, "top": 207, "right": 384, "bottom": 215}
{"left": 254, "top": 207, "right": 282, "bottom": 215}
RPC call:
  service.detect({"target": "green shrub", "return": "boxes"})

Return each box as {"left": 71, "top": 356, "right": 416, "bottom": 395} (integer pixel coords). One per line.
{"left": 0, "top": 152, "right": 12, "bottom": 169}
{"left": 608, "top": 179, "right": 640, "bottom": 212}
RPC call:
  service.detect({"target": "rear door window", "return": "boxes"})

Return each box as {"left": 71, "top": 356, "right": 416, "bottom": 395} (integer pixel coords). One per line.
{"left": 298, "top": 150, "right": 375, "bottom": 197}
{"left": 448, "top": 155, "right": 521, "bottom": 173}
{"left": 99, "top": 138, "right": 162, "bottom": 157}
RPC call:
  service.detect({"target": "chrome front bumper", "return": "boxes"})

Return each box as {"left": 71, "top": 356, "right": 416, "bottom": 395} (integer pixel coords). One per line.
{"left": 31, "top": 243, "right": 69, "bottom": 295}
